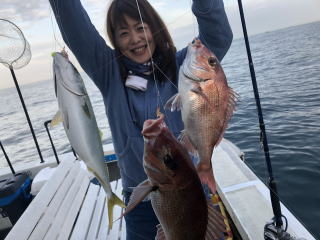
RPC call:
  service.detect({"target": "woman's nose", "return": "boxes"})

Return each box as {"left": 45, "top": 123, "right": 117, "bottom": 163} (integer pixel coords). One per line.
{"left": 131, "top": 31, "right": 142, "bottom": 44}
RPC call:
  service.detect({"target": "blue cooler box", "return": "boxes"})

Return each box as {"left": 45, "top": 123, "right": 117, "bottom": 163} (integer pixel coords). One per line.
{"left": 0, "top": 173, "right": 32, "bottom": 239}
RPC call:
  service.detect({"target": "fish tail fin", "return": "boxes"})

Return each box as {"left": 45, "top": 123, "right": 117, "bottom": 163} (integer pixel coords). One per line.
{"left": 107, "top": 192, "right": 126, "bottom": 230}
{"left": 50, "top": 110, "right": 63, "bottom": 127}
{"left": 197, "top": 164, "right": 217, "bottom": 194}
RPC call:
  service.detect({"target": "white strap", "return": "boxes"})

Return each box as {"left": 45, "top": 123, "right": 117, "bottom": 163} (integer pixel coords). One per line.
{"left": 125, "top": 75, "right": 148, "bottom": 91}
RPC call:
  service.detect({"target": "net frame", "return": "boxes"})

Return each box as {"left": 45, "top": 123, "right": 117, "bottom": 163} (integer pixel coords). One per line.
{"left": 0, "top": 18, "right": 31, "bottom": 69}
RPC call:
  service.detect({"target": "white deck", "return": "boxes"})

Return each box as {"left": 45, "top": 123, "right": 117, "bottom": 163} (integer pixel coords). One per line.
{"left": 213, "top": 139, "right": 315, "bottom": 240}
{"left": 5, "top": 158, "right": 126, "bottom": 240}
{"left": 4, "top": 139, "right": 316, "bottom": 240}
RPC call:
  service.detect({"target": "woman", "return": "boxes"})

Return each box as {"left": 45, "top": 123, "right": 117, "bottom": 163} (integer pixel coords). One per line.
{"left": 49, "top": 0, "right": 233, "bottom": 239}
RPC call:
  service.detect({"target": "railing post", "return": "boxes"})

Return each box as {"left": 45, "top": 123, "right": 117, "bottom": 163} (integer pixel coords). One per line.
{"left": 44, "top": 120, "right": 60, "bottom": 164}
{"left": 0, "top": 141, "right": 15, "bottom": 175}
{"left": 9, "top": 66, "right": 44, "bottom": 163}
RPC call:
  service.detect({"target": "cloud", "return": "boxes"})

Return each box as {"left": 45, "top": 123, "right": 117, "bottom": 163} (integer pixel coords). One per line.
{"left": 0, "top": 0, "right": 108, "bottom": 24}
{"left": 0, "top": 0, "right": 49, "bottom": 22}
{"left": 1, "top": 0, "right": 320, "bottom": 90}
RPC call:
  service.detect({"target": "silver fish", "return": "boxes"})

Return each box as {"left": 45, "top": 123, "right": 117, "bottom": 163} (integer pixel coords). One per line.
{"left": 52, "top": 52, "right": 125, "bottom": 229}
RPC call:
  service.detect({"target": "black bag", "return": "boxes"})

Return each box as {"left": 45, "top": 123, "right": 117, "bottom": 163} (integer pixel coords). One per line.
{"left": 0, "top": 173, "right": 32, "bottom": 239}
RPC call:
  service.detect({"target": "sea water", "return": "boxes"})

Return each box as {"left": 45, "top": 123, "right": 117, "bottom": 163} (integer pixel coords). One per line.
{"left": 0, "top": 21, "right": 319, "bottom": 238}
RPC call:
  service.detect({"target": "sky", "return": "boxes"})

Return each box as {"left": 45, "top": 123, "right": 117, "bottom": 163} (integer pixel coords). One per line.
{"left": 0, "top": 0, "right": 319, "bottom": 89}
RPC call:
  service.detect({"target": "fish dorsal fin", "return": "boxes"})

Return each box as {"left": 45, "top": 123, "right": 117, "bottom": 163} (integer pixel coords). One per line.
{"left": 216, "top": 87, "right": 239, "bottom": 145}
{"left": 50, "top": 110, "right": 63, "bottom": 127}
{"left": 225, "top": 87, "right": 238, "bottom": 123}
{"left": 205, "top": 200, "right": 227, "bottom": 240}
{"left": 121, "top": 180, "right": 157, "bottom": 217}
{"left": 164, "top": 93, "right": 182, "bottom": 111}
{"left": 155, "top": 224, "right": 166, "bottom": 240}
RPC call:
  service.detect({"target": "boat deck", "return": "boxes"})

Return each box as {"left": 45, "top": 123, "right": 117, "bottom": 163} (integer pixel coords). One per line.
{"left": 5, "top": 158, "right": 126, "bottom": 240}
{"left": 214, "top": 139, "right": 315, "bottom": 240}
{"left": 4, "top": 139, "right": 316, "bottom": 240}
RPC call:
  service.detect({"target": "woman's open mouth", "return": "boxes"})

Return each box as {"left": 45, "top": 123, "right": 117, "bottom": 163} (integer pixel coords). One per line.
{"left": 131, "top": 45, "right": 147, "bottom": 55}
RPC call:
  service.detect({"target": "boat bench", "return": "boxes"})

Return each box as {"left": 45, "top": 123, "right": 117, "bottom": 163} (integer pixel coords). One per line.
{"left": 5, "top": 159, "right": 126, "bottom": 240}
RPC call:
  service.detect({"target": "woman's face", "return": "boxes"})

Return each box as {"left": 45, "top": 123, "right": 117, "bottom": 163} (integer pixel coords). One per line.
{"left": 115, "top": 15, "right": 155, "bottom": 64}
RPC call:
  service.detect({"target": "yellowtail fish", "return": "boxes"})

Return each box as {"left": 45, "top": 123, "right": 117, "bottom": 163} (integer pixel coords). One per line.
{"left": 51, "top": 51, "right": 125, "bottom": 229}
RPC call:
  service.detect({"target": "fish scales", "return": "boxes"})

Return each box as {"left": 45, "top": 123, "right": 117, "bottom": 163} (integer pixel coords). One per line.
{"left": 123, "top": 115, "right": 226, "bottom": 240}
{"left": 151, "top": 181, "right": 208, "bottom": 240}
{"left": 166, "top": 39, "right": 237, "bottom": 193}
{"left": 52, "top": 51, "right": 125, "bottom": 229}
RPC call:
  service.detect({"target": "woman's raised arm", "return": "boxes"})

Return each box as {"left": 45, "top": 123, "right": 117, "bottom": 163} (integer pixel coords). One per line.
{"left": 49, "top": 0, "right": 115, "bottom": 91}
{"left": 192, "top": 0, "right": 233, "bottom": 61}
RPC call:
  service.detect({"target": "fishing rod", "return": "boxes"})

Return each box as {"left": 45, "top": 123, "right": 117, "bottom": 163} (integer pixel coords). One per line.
{"left": 235, "top": 1, "right": 300, "bottom": 239}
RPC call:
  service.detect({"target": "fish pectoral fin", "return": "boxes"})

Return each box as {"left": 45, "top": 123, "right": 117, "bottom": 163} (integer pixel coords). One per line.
{"left": 164, "top": 93, "right": 182, "bottom": 111}
{"left": 190, "top": 84, "right": 212, "bottom": 106}
{"left": 205, "top": 200, "right": 227, "bottom": 240}
{"left": 121, "top": 180, "right": 157, "bottom": 218}
{"left": 215, "top": 87, "right": 239, "bottom": 147}
{"left": 178, "top": 130, "right": 198, "bottom": 157}
{"left": 155, "top": 224, "right": 166, "bottom": 240}
{"left": 50, "top": 110, "right": 63, "bottom": 127}
{"left": 108, "top": 192, "right": 126, "bottom": 230}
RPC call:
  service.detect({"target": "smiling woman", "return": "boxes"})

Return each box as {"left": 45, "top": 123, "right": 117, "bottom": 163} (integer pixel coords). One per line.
{"left": 48, "top": 0, "right": 233, "bottom": 239}
{"left": 115, "top": 16, "right": 156, "bottom": 64}
{"left": 106, "top": 0, "right": 176, "bottom": 82}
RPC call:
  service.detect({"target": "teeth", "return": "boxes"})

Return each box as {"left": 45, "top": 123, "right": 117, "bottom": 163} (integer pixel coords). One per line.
{"left": 133, "top": 46, "right": 145, "bottom": 53}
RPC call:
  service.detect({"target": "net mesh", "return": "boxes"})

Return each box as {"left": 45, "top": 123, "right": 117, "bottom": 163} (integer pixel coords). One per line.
{"left": 0, "top": 19, "right": 31, "bottom": 69}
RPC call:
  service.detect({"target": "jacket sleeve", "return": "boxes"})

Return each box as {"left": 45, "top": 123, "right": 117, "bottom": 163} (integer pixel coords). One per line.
{"left": 192, "top": 0, "right": 233, "bottom": 61}
{"left": 49, "top": 0, "right": 115, "bottom": 92}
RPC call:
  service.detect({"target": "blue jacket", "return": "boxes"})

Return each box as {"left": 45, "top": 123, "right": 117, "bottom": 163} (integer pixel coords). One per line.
{"left": 49, "top": 0, "right": 233, "bottom": 192}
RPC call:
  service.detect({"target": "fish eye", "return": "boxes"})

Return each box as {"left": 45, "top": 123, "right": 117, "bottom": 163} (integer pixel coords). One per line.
{"left": 163, "top": 154, "right": 177, "bottom": 171}
{"left": 208, "top": 57, "right": 217, "bottom": 67}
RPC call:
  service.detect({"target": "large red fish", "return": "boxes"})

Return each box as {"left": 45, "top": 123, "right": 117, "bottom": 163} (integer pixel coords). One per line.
{"left": 166, "top": 39, "right": 237, "bottom": 193}
{"left": 123, "top": 115, "right": 226, "bottom": 240}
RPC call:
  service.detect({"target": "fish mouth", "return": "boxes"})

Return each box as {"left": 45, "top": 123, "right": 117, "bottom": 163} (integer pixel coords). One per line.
{"left": 142, "top": 114, "right": 166, "bottom": 141}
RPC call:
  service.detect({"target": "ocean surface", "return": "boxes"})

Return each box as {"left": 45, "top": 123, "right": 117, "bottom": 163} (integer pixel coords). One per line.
{"left": 0, "top": 21, "right": 319, "bottom": 238}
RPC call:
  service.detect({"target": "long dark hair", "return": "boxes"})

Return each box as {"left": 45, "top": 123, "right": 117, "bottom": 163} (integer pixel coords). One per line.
{"left": 106, "top": 0, "right": 176, "bottom": 82}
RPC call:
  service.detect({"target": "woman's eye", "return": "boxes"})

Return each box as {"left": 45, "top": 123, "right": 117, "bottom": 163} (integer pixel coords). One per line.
{"left": 119, "top": 31, "right": 128, "bottom": 37}
{"left": 137, "top": 25, "right": 145, "bottom": 31}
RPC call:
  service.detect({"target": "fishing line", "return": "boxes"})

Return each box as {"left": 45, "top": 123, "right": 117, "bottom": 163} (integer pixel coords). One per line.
{"left": 51, "top": 0, "right": 75, "bottom": 55}
{"left": 50, "top": 1, "right": 191, "bottom": 83}
{"left": 153, "top": 62, "right": 178, "bottom": 91}
{"left": 134, "top": 0, "right": 166, "bottom": 118}
{"left": 49, "top": 4, "right": 63, "bottom": 51}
